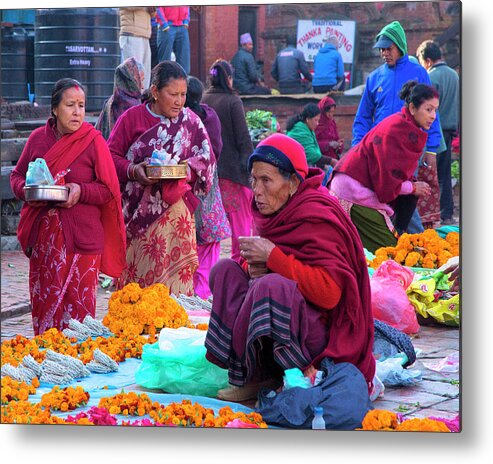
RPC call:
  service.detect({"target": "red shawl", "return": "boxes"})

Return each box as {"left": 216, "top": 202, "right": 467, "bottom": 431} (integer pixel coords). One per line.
{"left": 334, "top": 107, "right": 427, "bottom": 204}
{"left": 315, "top": 98, "right": 343, "bottom": 159}
{"left": 253, "top": 168, "right": 375, "bottom": 386}
{"left": 17, "top": 122, "right": 127, "bottom": 278}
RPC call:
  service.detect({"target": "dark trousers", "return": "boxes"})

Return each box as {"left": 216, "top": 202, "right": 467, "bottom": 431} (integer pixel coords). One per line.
{"left": 150, "top": 25, "right": 159, "bottom": 69}
{"left": 392, "top": 194, "right": 419, "bottom": 234}
{"left": 437, "top": 129, "right": 456, "bottom": 220}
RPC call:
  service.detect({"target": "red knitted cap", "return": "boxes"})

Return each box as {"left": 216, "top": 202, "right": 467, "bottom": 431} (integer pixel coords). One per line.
{"left": 250, "top": 133, "right": 308, "bottom": 180}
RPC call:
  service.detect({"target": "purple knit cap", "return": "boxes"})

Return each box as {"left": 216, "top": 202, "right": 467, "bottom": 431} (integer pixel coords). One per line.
{"left": 240, "top": 33, "right": 253, "bottom": 45}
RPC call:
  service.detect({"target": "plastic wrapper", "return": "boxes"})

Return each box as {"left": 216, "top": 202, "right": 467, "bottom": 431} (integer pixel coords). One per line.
{"left": 134, "top": 327, "right": 228, "bottom": 397}
{"left": 26, "top": 158, "right": 55, "bottom": 186}
{"left": 370, "top": 261, "right": 419, "bottom": 334}
{"left": 376, "top": 357, "right": 422, "bottom": 387}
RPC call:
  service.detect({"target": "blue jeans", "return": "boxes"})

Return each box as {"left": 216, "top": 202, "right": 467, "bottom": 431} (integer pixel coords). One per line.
{"left": 157, "top": 26, "right": 190, "bottom": 74}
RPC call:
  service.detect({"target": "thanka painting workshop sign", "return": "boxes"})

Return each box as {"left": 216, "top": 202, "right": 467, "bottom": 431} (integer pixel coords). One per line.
{"left": 297, "top": 19, "right": 356, "bottom": 63}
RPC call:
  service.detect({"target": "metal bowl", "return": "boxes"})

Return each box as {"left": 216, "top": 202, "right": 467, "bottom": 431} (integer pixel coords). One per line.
{"left": 145, "top": 160, "right": 188, "bottom": 179}
{"left": 24, "top": 185, "right": 69, "bottom": 202}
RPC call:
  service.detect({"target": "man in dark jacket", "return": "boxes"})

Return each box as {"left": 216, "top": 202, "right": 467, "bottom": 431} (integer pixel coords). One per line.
{"left": 231, "top": 33, "right": 271, "bottom": 95}
{"left": 271, "top": 33, "right": 312, "bottom": 94}
{"left": 417, "top": 40, "right": 459, "bottom": 225}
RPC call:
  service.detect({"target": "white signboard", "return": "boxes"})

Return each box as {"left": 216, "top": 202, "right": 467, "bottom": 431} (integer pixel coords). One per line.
{"left": 297, "top": 19, "right": 356, "bottom": 63}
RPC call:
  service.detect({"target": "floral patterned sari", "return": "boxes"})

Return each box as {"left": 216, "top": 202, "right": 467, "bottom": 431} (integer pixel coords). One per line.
{"left": 116, "top": 108, "right": 215, "bottom": 295}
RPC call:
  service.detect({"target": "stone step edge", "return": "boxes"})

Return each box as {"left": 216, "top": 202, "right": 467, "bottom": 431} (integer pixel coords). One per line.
{"left": 1, "top": 301, "right": 31, "bottom": 321}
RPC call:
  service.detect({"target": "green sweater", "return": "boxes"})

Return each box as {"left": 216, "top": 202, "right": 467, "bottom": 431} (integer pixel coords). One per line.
{"left": 286, "top": 121, "right": 322, "bottom": 165}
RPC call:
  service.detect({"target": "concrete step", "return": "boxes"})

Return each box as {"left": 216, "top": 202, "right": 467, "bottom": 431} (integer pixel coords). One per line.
{"left": 1, "top": 235, "right": 21, "bottom": 251}
{"left": 1, "top": 166, "right": 16, "bottom": 200}
{"left": 1, "top": 138, "right": 28, "bottom": 164}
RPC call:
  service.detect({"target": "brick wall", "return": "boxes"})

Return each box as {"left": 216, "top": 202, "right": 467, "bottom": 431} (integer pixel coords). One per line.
{"left": 202, "top": 6, "right": 239, "bottom": 71}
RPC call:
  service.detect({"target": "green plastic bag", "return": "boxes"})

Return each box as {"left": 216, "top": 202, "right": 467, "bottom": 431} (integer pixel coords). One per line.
{"left": 134, "top": 327, "right": 229, "bottom": 397}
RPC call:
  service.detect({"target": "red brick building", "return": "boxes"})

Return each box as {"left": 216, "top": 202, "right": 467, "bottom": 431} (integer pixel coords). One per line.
{"left": 190, "top": 1, "right": 460, "bottom": 86}
{"left": 188, "top": 1, "right": 460, "bottom": 146}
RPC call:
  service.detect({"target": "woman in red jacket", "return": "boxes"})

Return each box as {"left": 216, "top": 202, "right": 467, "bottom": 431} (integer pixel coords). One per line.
{"left": 10, "top": 78, "right": 126, "bottom": 335}
{"left": 205, "top": 133, "right": 375, "bottom": 402}
{"left": 315, "top": 95, "right": 344, "bottom": 163}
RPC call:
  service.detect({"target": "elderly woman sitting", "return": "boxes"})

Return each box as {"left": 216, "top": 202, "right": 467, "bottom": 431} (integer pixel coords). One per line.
{"left": 204, "top": 133, "right": 375, "bottom": 402}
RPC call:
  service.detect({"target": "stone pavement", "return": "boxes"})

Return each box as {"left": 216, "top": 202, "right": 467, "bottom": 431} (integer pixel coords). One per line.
{"left": 0, "top": 242, "right": 460, "bottom": 423}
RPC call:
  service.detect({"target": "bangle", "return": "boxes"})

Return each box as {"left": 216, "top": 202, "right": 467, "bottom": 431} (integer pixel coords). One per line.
{"left": 127, "top": 163, "right": 137, "bottom": 181}
{"left": 425, "top": 151, "right": 437, "bottom": 156}
{"left": 412, "top": 183, "right": 417, "bottom": 194}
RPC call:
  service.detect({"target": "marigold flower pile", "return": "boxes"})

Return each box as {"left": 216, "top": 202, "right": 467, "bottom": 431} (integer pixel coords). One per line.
{"left": 39, "top": 385, "right": 90, "bottom": 412}
{"left": 359, "top": 409, "right": 451, "bottom": 432}
{"left": 98, "top": 393, "right": 268, "bottom": 428}
{"left": 1, "top": 328, "right": 155, "bottom": 370}
{"left": 103, "top": 283, "right": 190, "bottom": 336}
{"left": 1, "top": 376, "right": 39, "bottom": 404}
{"left": 370, "top": 230, "right": 459, "bottom": 270}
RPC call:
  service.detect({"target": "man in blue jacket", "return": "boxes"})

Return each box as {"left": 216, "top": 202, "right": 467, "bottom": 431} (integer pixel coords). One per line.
{"left": 312, "top": 36, "right": 345, "bottom": 93}
{"left": 352, "top": 21, "right": 444, "bottom": 233}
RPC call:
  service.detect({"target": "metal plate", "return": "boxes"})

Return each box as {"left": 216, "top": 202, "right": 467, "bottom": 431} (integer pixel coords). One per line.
{"left": 24, "top": 185, "right": 69, "bottom": 202}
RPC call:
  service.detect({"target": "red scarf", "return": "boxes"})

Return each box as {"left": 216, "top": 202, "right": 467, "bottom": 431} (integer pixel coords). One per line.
{"left": 17, "top": 121, "right": 127, "bottom": 277}
{"left": 334, "top": 107, "right": 427, "bottom": 204}
{"left": 253, "top": 169, "right": 375, "bottom": 385}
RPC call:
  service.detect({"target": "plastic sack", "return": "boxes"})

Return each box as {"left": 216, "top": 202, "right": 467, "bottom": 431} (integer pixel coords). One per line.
{"left": 375, "top": 357, "right": 422, "bottom": 387}
{"left": 134, "top": 327, "right": 229, "bottom": 397}
{"left": 370, "top": 261, "right": 419, "bottom": 334}
{"left": 26, "top": 158, "right": 55, "bottom": 186}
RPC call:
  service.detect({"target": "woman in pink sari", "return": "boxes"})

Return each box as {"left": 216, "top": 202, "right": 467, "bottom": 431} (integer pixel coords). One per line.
{"left": 10, "top": 78, "right": 126, "bottom": 335}
{"left": 107, "top": 61, "right": 215, "bottom": 295}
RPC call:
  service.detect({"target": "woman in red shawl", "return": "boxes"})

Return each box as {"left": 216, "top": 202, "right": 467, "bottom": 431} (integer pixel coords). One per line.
{"left": 10, "top": 78, "right": 126, "bottom": 336}
{"left": 315, "top": 96, "right": 344, "bottom": 162}
{"left": 107, "top": 61, "right": 215, "bottom": 295}
{"left": 204, "top": 133, "right": 375, "bottom": 402}
{"left": 328, "top": 81, "right": 438, "bottom": 253}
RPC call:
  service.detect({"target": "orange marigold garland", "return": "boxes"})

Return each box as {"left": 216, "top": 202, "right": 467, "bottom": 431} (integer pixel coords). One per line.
{"left": 97, "top": 394, "right": 268, "bottom": 428}
{"left": 1, "top": 400, "right": 68, "bottom": 424}
{"left": 1, "top": 376, "right": 38, "bottom": 403}
{"left": 39, "top": 385, "right": 90, "bottom": 412}
{"left": 359, "top": 409, "right": 451, "bottom": 432}
{"left": 370, "top": 230, "right": 459, "bottom": 270}
{"left": 103, "top": 283, "right": 189, "bottom": 336}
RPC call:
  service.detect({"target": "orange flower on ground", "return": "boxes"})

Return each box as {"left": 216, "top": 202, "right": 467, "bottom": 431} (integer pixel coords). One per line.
{"left": 103, "top": 283, "right": 189, "bottom": 337}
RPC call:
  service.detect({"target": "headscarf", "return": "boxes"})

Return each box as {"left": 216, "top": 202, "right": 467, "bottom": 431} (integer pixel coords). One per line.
{"left": 315, "top": 96, "right": 342, "bottom": 159}
{"left": 248, "top": 133, "right": 308, "bottom": 181}
{"left": 375, "top": 20, "right": 408, "bottom": 55}
{"left": 95, "top": 57, "right": 144, "bottom": 140}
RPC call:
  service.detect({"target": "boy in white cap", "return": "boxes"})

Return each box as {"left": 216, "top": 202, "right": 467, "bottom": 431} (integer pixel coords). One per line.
{"left": 231, "top": 32, "right": 271, "bottom": 95}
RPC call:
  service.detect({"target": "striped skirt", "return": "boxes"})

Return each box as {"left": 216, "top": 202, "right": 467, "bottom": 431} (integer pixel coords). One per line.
{"left": 204, "top": 259, "right": 328, "bottom": 386}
